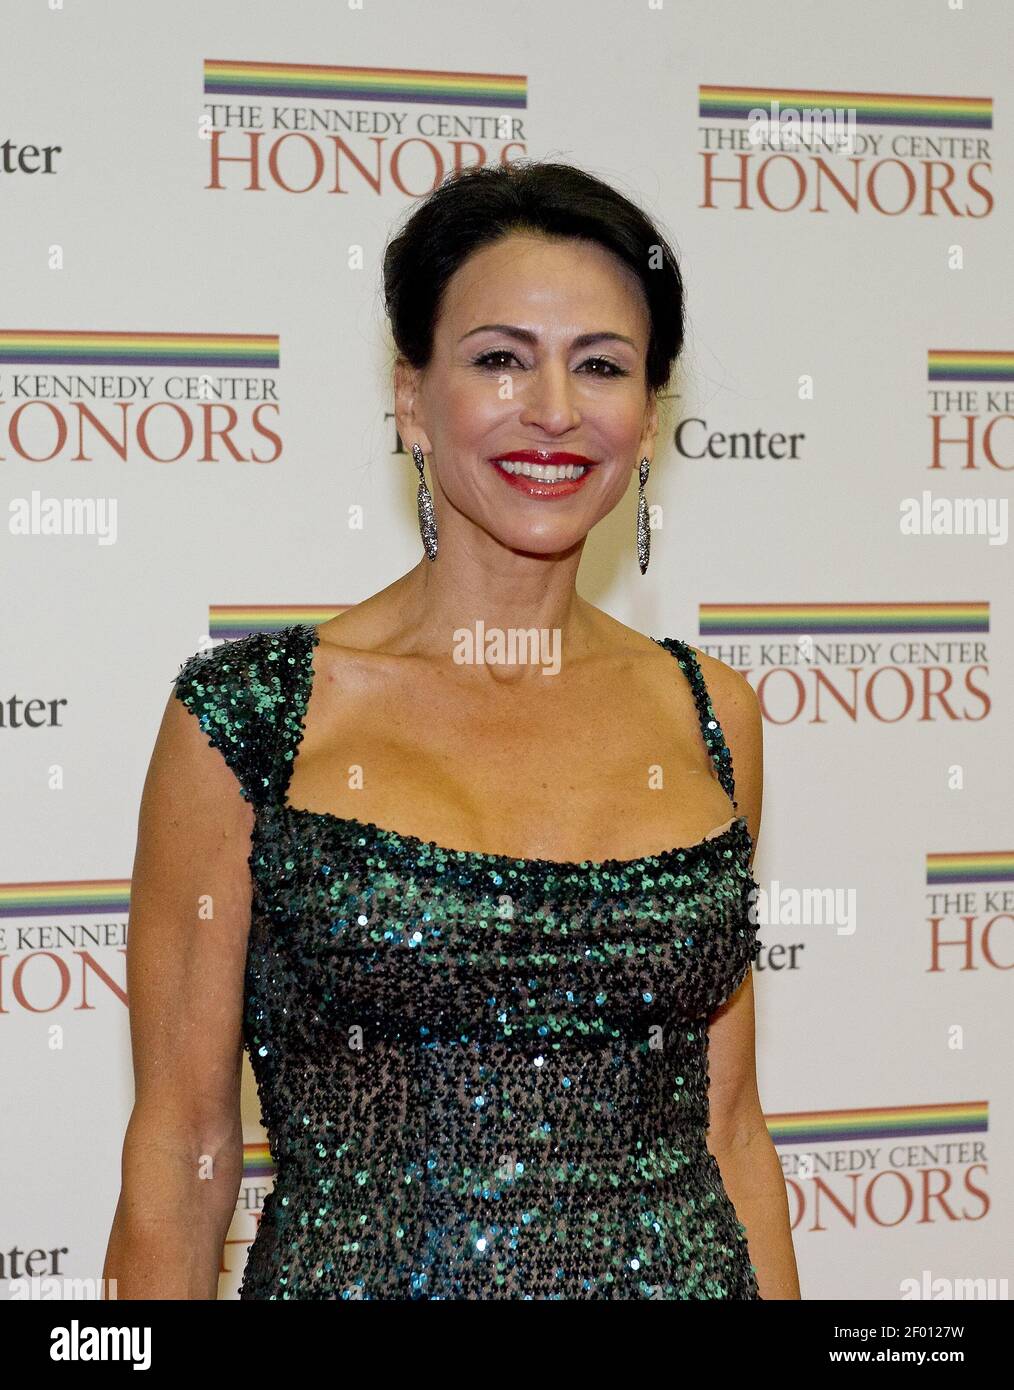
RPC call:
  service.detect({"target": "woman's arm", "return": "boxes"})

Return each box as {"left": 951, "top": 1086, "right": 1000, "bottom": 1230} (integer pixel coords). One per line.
{"left": 698, "top": 654, "right": 801, "bottom": 1299}
{"left": 103, "top": 690, "right": 254, "bottom": 1299}
{"left": 707, "top": 973, "right": 800, "bottom": 1299}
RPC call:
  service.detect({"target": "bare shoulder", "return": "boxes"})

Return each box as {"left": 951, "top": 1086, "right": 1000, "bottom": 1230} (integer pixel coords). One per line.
{"left": 312, "top": 568, "right": 431, "bottom": 651}
{"left": 689, "top": 646, "right": 758, "bottom": 721}
{"left": 303, "top": 584, "right": 428, "bottom": 720}
{"left": 576, "top": 602, "right": 669, "bottom": 663}
{"left": 312, "top": 601, "right": 385, "bottom": 654}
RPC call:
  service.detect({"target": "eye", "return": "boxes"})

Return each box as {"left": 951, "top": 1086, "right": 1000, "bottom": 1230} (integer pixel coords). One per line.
{"left": 579, "top": 356, "right": 629, "bottom": 378}
{"left": 472, "top": 348, "right": 521, "bottom": 371}
{"left": 471, "top": 349, "right": 630, "bottom": 377}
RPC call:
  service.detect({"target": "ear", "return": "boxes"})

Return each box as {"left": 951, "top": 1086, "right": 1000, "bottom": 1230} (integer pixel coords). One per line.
{"left": 393, "top": 357, "right": 433, "bottom": 457}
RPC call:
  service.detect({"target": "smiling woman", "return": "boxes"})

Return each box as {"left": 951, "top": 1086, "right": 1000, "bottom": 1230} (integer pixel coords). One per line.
{"left": 383, "top": 167, "right": 674, "bottom": 562}
{"left": 390, "top": 227, "right": 663, "bottom": 556}
{"left": 106, "top": 159, "right": 800, "bottom": 1302}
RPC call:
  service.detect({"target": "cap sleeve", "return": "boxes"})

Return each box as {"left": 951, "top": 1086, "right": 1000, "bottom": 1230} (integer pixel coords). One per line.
{"left": 172, "top": 630, "right": 292, "bottom": 806}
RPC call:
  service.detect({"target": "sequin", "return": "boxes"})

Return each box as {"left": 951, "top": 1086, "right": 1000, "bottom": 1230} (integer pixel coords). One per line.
{"left": 173, "top": 622, "right": 763, "bottom": 1300}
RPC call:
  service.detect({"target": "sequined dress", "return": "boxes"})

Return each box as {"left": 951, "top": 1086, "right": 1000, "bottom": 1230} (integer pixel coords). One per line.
{"left": 172, "top": 622, "right": 763, "bottom": 1300}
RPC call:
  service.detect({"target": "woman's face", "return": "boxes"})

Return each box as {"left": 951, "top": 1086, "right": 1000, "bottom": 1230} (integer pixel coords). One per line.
{"left": 396, "top": 232, "right": 659, "bottom": 559}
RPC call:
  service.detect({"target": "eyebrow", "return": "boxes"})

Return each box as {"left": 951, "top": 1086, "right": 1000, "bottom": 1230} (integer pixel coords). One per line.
{"left": 459, "top": 323, "right": 638, "bottom": 351}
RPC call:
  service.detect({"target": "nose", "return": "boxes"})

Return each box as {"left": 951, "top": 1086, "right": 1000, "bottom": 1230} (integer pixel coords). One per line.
{"left": 517, "top": 359, "right": 582, "bottom": 435}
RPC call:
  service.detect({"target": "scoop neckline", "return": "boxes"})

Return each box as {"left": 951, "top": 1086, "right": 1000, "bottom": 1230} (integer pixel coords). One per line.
{"left": 274, "top": 800, "right": 751, "bottom": 873}
{"left": 276, "top": 620, "right": 751, "bottom": 873}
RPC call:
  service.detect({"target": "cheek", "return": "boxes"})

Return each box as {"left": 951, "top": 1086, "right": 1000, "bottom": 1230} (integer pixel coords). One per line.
{"left": 436, "top": 390, "right": 517, "bottom": 498}
{"left": 594, "top": 407, "right": 650, "bottom": 490}
{"left": 607, "top": 393, "right": 652, "bottom": 445}
{"left": 441, "top": 379, "right": 506, "bottom": 448}
{"left": 598, "top": 464, "right": 640, "bottom": 514}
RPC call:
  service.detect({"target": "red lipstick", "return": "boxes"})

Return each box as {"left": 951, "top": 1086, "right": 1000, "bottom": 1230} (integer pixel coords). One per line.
{"left": 488, "top": 449, "right": 598, "bottom": 500}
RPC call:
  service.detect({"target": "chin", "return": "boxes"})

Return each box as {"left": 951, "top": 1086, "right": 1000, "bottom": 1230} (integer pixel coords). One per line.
{"left": 482, "top": 521, "right": 588, "bottom": 557}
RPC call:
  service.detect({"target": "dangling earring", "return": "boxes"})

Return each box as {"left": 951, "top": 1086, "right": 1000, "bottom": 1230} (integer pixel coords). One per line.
{"left": 636, "top": 456, "right": 651, "bottom": 574}
{"left": 412, "top": 442, "right": 438, "bottom": 560}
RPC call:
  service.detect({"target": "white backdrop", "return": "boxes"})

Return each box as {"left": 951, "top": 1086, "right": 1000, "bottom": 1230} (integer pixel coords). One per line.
{"left": 2, "top": 0, "right": 1011, "bottom": 1302}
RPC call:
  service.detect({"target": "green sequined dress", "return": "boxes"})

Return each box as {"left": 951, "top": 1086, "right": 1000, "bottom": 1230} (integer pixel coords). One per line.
{"left": 173, "top": 621, "right": 763, "bottom": 1300}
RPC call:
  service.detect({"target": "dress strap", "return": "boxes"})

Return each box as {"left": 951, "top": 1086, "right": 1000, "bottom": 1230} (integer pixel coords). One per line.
{"left": 276, "top": 622, "right": 320, "bottom": 802}
{"left": 172, "top": 624, "right": 312, "bottom": 807}
{"left": 652, "top": 637, "right": 738, "bottom": 811}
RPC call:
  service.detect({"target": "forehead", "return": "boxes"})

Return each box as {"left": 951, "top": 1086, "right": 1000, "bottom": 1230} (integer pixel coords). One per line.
{"left": 438, "top": 232, "right": 649, "bottom": 335}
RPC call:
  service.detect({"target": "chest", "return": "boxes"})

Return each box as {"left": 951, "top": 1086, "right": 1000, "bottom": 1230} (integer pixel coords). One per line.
{"left": 285, "top": 678, "right": 733, "bottom": 862}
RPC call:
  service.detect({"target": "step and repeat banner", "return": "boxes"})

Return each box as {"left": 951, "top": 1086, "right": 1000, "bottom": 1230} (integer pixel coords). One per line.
{"left": 2, "top": 0, "right": 1011, "bottom": 1302}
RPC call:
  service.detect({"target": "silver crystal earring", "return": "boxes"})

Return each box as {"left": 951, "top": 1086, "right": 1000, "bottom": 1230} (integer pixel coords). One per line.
{"left": 412, "top": 442, "right": 438, "bottom": 560}
{"left": 636, "top": 456, "right": 651, "bottom": 574}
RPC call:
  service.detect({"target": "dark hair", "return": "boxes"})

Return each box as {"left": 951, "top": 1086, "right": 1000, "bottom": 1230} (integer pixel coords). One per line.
{"left": 382, "top": 160, "right": 685, "bottom": 396}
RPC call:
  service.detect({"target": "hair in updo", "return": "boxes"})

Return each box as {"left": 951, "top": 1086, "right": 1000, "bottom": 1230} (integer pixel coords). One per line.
{"left": 382, "top": 160, "right": 685, "bottom": 396}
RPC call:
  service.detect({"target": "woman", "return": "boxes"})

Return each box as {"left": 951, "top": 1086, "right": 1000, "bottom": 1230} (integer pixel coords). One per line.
{"left": 105, "top": 160, "right": 799, "bottom": 1300}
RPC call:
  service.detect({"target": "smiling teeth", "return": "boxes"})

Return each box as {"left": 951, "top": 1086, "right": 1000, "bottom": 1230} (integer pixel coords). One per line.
{"left": 497, "top": 460, "right": 587, "bottom": 480}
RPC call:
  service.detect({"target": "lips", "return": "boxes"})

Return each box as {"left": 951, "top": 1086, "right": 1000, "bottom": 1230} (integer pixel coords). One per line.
{"left": 488, "top": 449, "right": 598, "bottom": 500}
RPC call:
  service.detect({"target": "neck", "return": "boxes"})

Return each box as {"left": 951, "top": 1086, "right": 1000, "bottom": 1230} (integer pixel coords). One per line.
{"left": 385, "top": 517, "right": 596, "bottom": 680}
